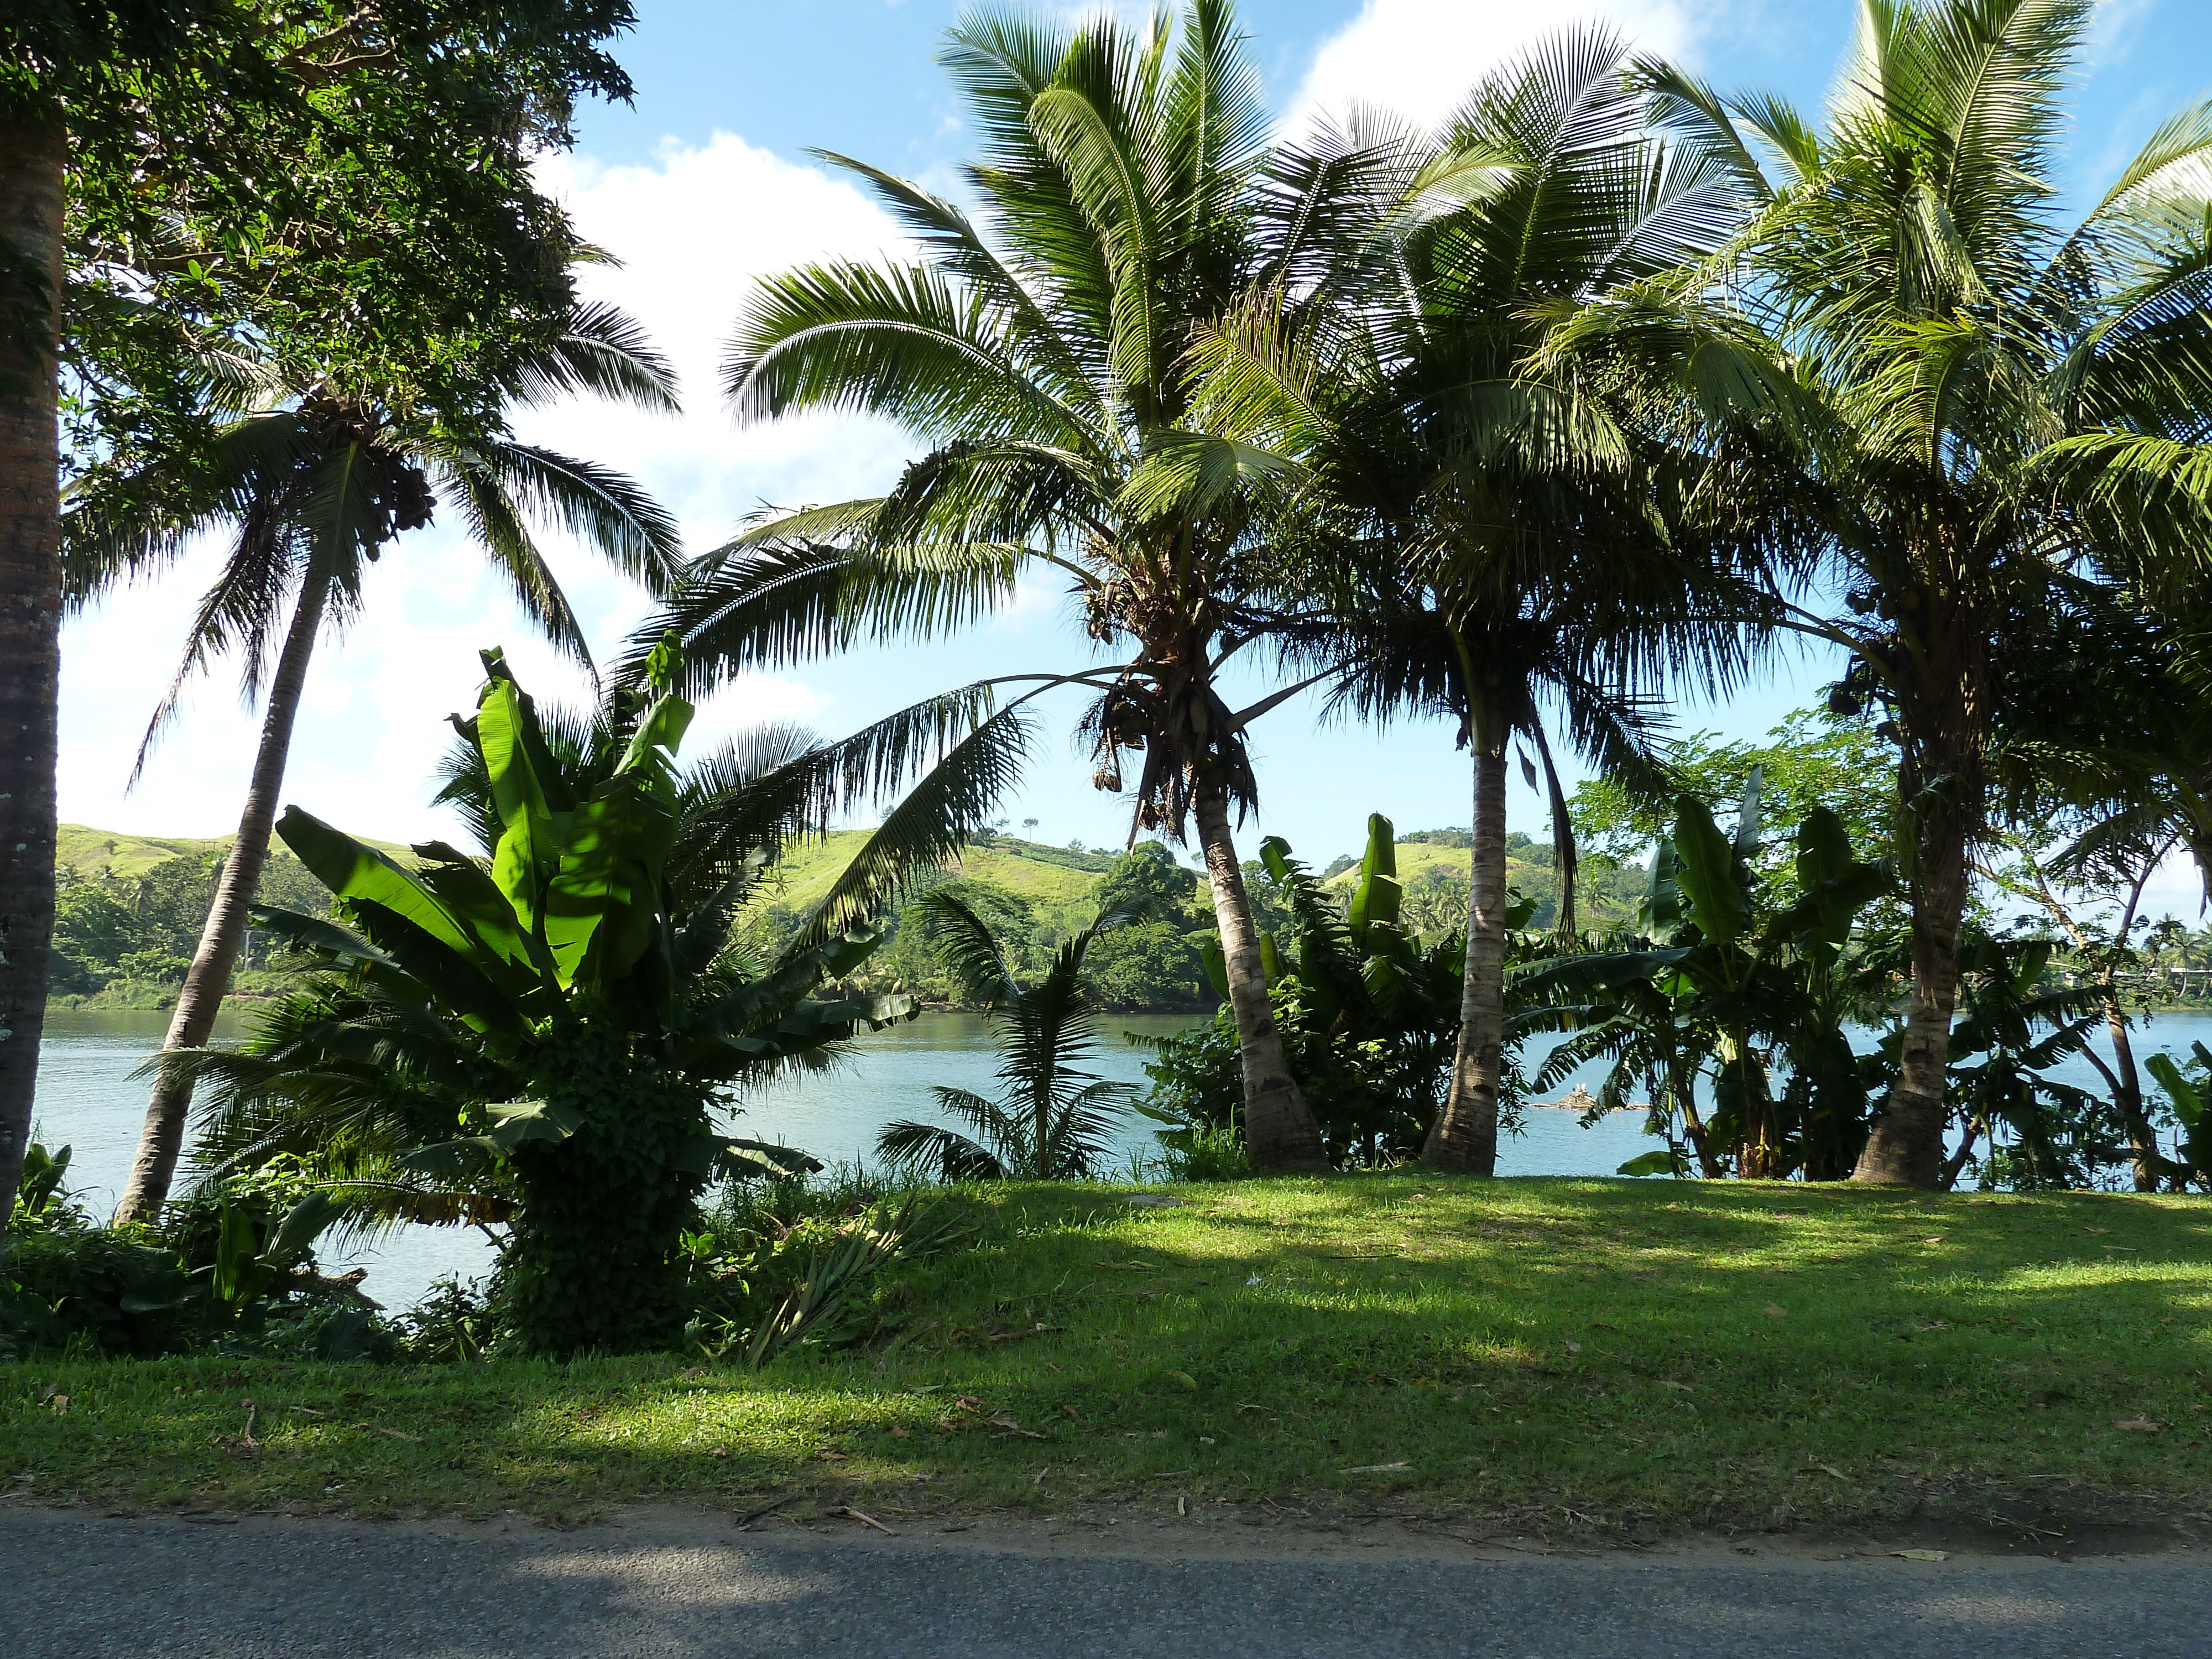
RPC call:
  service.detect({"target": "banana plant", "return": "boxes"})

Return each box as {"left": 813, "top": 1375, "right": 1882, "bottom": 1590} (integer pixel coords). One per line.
{"left": 165, "top": 642, "right": 1011, "bottom": 1354}
{"left": 1230, "top": 816, "right": 1475, "bottom": 1164}
{"left": 2147, "top": 1043, "right": 2212, "bottom": 1189}
{"left": 1530, "top": 774, "right": 1892, "bottom": 1180}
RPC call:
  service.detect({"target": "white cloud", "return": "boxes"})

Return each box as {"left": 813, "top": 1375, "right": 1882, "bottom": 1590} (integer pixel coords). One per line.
{"left": 60, "top": 133, "right": 919, "bottom": 846}
{"left": 1291, "top": 0, "right": 1704, "bottom": 137}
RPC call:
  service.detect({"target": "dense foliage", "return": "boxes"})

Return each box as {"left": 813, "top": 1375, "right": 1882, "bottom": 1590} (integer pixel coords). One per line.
{"left": 50, "top": 850, "right": 328, "bottom": 1001}
{"left": 163, "top": 644, "right": 1025, "bottom": 1354}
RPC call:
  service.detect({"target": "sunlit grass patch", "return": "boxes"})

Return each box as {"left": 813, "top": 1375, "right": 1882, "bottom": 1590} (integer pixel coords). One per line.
{"left": 6, "top": 1175, "right": 2211, "bottom": 1536}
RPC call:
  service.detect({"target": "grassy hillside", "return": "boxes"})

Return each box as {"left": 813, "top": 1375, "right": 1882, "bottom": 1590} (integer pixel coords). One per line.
{"left": 753, "top": 831, "right": 1119, "bottom": 919}
{"left": 1321, "top": 833, "right": 1645, "bottom": 933}
{"left": 56, "top": 826, "right": 232, "bottom": 880}
{"left": 58, "top": 823, "right": 416, "bottom": 879}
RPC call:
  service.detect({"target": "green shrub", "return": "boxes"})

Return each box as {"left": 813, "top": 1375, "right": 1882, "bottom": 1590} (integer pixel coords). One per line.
{"left": 3, "top": 1145, "right": 390, "bottom": 1360}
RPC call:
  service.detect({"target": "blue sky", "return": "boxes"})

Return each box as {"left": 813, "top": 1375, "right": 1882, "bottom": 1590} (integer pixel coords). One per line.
{"left": 58, "top": 0, "right": 2212, "bottom": 902}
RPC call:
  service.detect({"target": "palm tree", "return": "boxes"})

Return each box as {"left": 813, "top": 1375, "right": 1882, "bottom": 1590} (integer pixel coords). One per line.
{"left": 877, "top": 889, "right": 1137, "bottom": 1181}
{"left": 1558, "top": 0, "right": 2212, "bottom": 1184}
{"left": 644, "top": 2, "right": 1337, "bottom": 1171}
{"left": 81, "top": 296, "right": 684, "bottom": 1222}
{"left": 1188, "top": 30, "right": 1756, "bottom": 1173}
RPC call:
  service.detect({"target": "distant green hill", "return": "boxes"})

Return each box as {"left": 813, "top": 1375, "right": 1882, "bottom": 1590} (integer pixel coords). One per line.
{"left": 58, "top": 823, "right": 416, "bottom": 879}
{"left": 57, "top": 825, "right": 233, "bottom": 880}
{"left": 750, "top": 830, "right": 1119, "bottom": 918}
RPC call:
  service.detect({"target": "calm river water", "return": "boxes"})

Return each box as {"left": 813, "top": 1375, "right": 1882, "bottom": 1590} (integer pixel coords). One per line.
{"left": 30, "top": 1007, "right": 2212, "bottom": 1312}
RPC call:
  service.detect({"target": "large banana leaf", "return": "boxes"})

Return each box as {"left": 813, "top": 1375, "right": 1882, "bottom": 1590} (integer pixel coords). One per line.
{"left": 473, "top": 667, "right": 573, "bottom": 930}
{"left": 1670, "top": 795, "right": 1748, "bottom": 948}
{"left": 1346, "top": 812, "right": 1404, "bottom": 945}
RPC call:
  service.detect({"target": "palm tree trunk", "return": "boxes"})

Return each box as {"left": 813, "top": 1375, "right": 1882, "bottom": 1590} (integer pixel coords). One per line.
{"left": 2103, "top": 998, "right": 2164, "bottom": 1192}
{"left": 113, "top": 567, "right": 331, "bottom": 1222}
{"left": 1939, "top": 1115, "right": 1984, "bottom": 1191}
{"left": 1191, "top": 781, "right": 1328, "bottom": 1173}
{"left": 1426, "top": 735, "right": 1510, "bottom": 1175}
{"left": 0, "top": 120, "right": 66, "bottom": 1253}
{"left": 1854, "top": 795, "right": 1967, "bottom": 1187}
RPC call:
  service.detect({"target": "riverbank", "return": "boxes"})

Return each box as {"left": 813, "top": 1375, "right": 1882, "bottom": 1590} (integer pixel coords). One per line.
{"left": 7, "top": 1176, "right": 2208, "bottom": 1539}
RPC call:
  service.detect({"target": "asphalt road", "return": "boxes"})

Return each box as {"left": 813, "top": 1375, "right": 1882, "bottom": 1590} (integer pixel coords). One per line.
{"left": 7, "top": 1505, "right": 2206, "bottom": 1659}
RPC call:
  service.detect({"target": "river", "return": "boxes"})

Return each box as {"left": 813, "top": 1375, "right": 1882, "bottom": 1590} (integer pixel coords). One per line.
{"left": 28, "top": 1008, "right": 2212, "bottom": 1313}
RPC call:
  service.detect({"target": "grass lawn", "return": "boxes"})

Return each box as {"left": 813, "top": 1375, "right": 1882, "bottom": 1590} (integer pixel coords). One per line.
{"left": 7, "top": 1176, "right": 2211, "bottom": 1541}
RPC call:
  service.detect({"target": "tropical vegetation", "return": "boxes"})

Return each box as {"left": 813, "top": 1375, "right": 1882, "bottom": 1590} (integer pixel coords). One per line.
{"left": 13, "top": 0, "right": 2212, "bottom": 1418}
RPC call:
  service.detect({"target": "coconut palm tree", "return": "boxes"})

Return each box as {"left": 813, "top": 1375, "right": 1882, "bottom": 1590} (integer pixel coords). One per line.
{"left": 1187, "top": 30, "right": 1759, "bottom": 1173}
{"left": 876, "top": 889, "right": 1138, "bottom": 1181}
{"left": 78, "top": 296, "right": 684, "bottom": 1223}
{"left": 641, "top": 1, "right": 1339, "bottom": 1171}
{"left": 1553, "top": 0, "right": 2212, "bottom": 1184}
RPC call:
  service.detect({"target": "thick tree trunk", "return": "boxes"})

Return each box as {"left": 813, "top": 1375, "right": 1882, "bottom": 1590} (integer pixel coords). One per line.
{"left": 113, "top": 568, "right": 330, "bottom": 1222}
{"left": 1426, "top": 737, "right": 1509, "bottom": 1175}
{"left": 1854, "top": 778, "right": 1969, "bottom": 1187}
{"left": 1191, "top": 782, "right": 1328, "bottom": 1174}
{"left": 0, "top": 123, "right": 66, "bottom": 1253}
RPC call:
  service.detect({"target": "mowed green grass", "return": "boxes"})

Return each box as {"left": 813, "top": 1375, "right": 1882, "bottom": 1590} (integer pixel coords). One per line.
{"left": 7, "top": 1176, "right": 2212, "bottom": 1535}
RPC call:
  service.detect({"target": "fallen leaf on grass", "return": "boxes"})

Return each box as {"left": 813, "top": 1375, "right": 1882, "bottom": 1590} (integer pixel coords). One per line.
{"left": 889, "top": 1427, "right": 911, "bottom": 1439}
{"left": 1892, "top": 1549, "right": 1948, "bottom": 1562}
{"left": 1165, "top": 1370, "right": 1199, "bottom": 1391}
{"left": 1803, "top": 1464, "right": 1850, "bottom": 1481}
{"left": 815, "top": 1449, "right": 849, "bottom": 1462}
{"left": 1762, "top": 1305, "right": 1788, "bottom": 1319}
{"left": 829, "top": 1505, "right": 895, "bottom": 1534}
{"left": 1563, "top": 1340, "right": 1583, "bottom": 1354}
{"left": 988, "top": 1416, "right": 1047, "bottom": 1439}
{"left": 2114, "top": 1416, "right": 2165, "bottom": 1434}
{"left": 374, "top": 1427, "right": 420, "bottom": 1443}
{"left": 1339, "top": 1460, "right": 1411, "bottom": 1474}
{"left": 1657, "top": 1381, "right": 1694, "bottom": 1392}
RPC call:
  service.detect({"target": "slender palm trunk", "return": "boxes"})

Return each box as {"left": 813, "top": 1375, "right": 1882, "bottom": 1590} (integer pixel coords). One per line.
{"left": 113, "top": 568, "right": 330, "bottom": 1222}
{"left": 1191, "top": 781, "right": 1328, "bottom": 1174}
{"left": 1426, "top": 734, "right": 1509, "bottom": 1175}
{"left": 1855, "top": 779, "right": 1968, "bottom": 1188}
{"left": 0, "top": 122, "right": 66, "bottom": 1251}
{"left": 2104, "top": 998, "right": 2163, "bottom": 1193}
{"left": 1939, "top": 1116, "right": 1984, "bottom": 1191}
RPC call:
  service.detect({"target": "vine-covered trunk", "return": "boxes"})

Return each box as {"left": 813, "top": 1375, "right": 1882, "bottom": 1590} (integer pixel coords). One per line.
{"left": 1192, "top": 782, "right": 1328, "bottom": 1173}
{"left": 1427, "top": 737, "right": 1509, "bottom": 1175}
{"left": 114, "top": 568, "right": 332, "bottom": 1222}
{"left": 0, "top": 122, "right": 66, "bottom": 1251}
{"left": 507, "top": 1039, "right": 714, "bottom": 1355}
